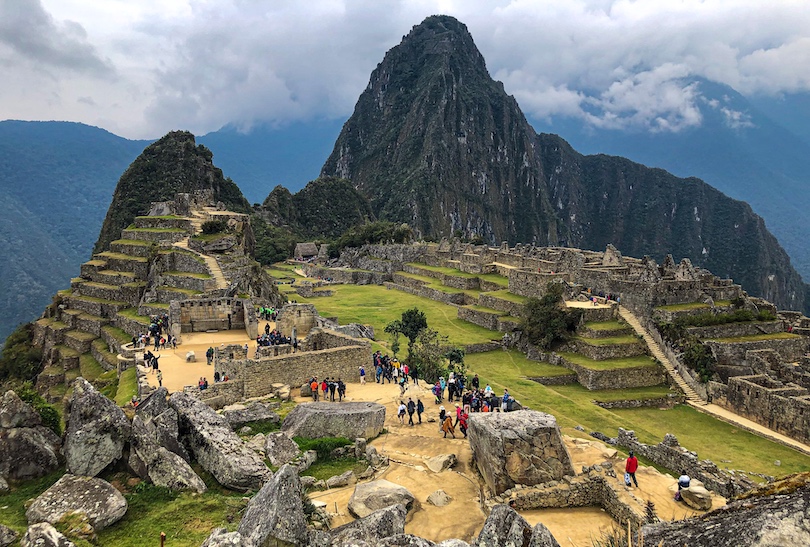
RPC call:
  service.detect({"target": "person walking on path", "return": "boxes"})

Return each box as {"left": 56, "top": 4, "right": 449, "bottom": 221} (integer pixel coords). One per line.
{"left": 310, "top": 377, "right": 319, "bottom": 402}
{"left": 407, "top": 398, "right": 416, "bottom": 426}
{"left": 398, "top": 401, "right": 407, "bottom": 425}
{"left": 441, "top": 415, "right": 456, "bottom": 438}
{"left": 416, "top": 398, "right": 424, "bottom": 424}
{"left": 157, "top": 369, "right": 163, "bottom": 387}
{"left": 625, "top": 451, "right": 639, "bottom": 488}
{"left": 206, "top": 347, "right": 214, "bottom": 366}
{"left": 359, "top": 365, "right": 366, "bottom": 384}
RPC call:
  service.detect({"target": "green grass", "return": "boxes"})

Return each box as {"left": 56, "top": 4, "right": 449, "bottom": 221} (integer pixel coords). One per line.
{"left": 302, "top": 457, "right": 368, "bottom": 482}
{"left": 464, "top": 304, "right": 506, "bottom": 315}
{"left": 159, "top": 286, "right": 203, "bottom": 296}
{"left": 656, "top": 302, "right": 710, "bottom": 311}
{"left": 0, "top": 468, "right": 65, "bottom": 535}
{"left": 573, "top": 335, "right": 641, "bottom": 346}
{"left": 126, "top": 227, "right": 185, "bottom": 233}
{"left": 118, "top": 308, "right": 152, "bottom": 324}
{"left": 111, "top": 239, "right": 151, "bottom": 246}
{"left": 294, "top": 284, "right": 499, "bottom": 347}
{"left": 80, "top": 353, "right": 106, "bottom": 381}
{"left": 557, "top": 352, "right": 658, "bottom": 370}
{"left": 164, "top": 271, "right": 212, "bottom": 279}
{"left": 706, "top": 332, "right": 802, "bottom": 343}
{"left": 114, "top": 367, "right": 138, "bottom": 406}
{"left": 96, "top": 252, "right": 148, "bottom": 263}
{"left": 484, "top": 289, "right": 528, "bottom": 304}
{"left": 103, "top": 325, "right": 134, "bottom": 345}
{"left": 584, "top": 321, "right": 629, "bottom": 331}
{"left": 72, "top": 294, "right": 127, "bottom": 306}
{"left": 466, "top": 350, "right": 573, "bottom": 378}
{"left": 66, "top": 330, "right": 97, "bottom": 342}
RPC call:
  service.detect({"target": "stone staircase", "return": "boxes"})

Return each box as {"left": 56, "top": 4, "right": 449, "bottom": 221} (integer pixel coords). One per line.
{"left": 618, "top": 306, "right": 706, "bottom": 405}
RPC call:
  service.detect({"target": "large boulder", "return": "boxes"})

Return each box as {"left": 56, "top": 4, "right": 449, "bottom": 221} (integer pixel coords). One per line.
{"left": 348, "top": 479, "right": 415, "bottom": 518}
{"left": 135, "top": 387, "right": 169, "bottom": 420}
{"left": 264, "top": 431, "right": 300, "bottom": 466}
{"left": 168, "top": 392, "right": 271, "bottom": 491}
{"left": 681, "top": 485, "right": 713, "bottom": 511}
{"left": 200, "top": 528, "right": 245, "bottom": 546}
{"left": 26, "top": 474, "right": 127, "bottom": 530}
{"left": 0, "top": 524, "right": 18, "bottom": 547}
{"left": 330, "top": 504, "right": 407, "bottom": 545}
{"left": 0, "top": 391, "right": 61, "bottom": 481}
{"left": 0, "top": 390, "right": 41, "bottom": 428}
{"left": 129, "top": 415, "right": 206, "bottom": 493}
{"left": 62, "top": 378, "right": 131, "bottom": 477}
{"left": 282, "top": 401, "right": 385, "bottom": 440}
{"left": 20, "top": 523, "right": 74, "bottom": 547}
{"left": 426, "top": 453, "right": 457, "bottom": 473}
{"left": 220, "top": 402, "right": 280, "bottom": 430}
{"left": 237, "top": 464, "right": 308, "bottom": 546}
{"left": 468, "top": 410, "right": 574, "bottom": 495}
{"left": 474, "top": 504, "right": 533, "bottom": 547}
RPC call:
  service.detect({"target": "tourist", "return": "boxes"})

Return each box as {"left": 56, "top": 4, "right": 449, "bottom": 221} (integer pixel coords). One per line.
{"left": 416, "top": 398, "right": 424, "bottom": 424}
{"left": 402, "top": 363, "right": 409, "bottom": 383}
{"left": 214, "top": 371, "right": 220, "bottom": 383}
{"left": 206, "top": 347, "right": 214, "bottom": 366}
{"left": 675, "top": 470, "right": 691, "bottom": 501}
{"left": 321, "top": 378, "right": 329, "bottom": 400}
{"left": 329, "top": 379, "right": 337, "bottom": 402}
{"left": 310, "top": 377, "right": 319, "bottom": 402}
{"left": 441, "top": 415, "right": 456, "bottom": 438}
{"left": 410, "top": 363, "right": 419, "bottom": 385}
{"left": 398, "top": 374, "right": 406, "bottom": 395}
{"left": 337, "top": 379, "right": 346, "bottom": 401}
{"left": 407, "top": 398, "right": 416, "bottom": 426}
{"left": 471, "top": 374, "right": 480, "bottom": 389}
{"left": 454, "top": 403, "right": 462, "bottom": 426}
{"left": 433, "top": 382, "right": 442, "bottom": 404}
{"left": 438, "top": 405, "right": 446, "bottom": 430}
{"left": 359, "top": 365, "right": 366, "bottom": 384}
{"left": 398, "top": 400, "right": 406, "bottom": 425}
{"left": 157, "top": 369, "right": 163, "bottom": 387}
{"left": 458, "top": 410, "right": 469, "bottom": 438}
{"left": 502, "top": 389, "right": 510, "bottom": 412}
{"left": 625, "top": 451, "right": 639, "bottom": 488}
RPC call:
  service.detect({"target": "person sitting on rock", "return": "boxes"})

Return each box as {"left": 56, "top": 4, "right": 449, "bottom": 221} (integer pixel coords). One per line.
{"left": 676, "top": 470, "right": 691, "bottom": 501}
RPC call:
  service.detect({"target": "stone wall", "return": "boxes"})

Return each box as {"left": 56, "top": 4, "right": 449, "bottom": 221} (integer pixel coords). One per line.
{"left": 383, "top": 282, "right": 469, "bottom": 306}
{"left": 616, "top": 429, "right": 756, "bottom": 498}
{"left": 705, "top": 336, "right": 807, "bottom": 366}
{"left": 544, "top": 352, "right": 666, "bottom": 390}
{"left": 186, "top": 380, "right": 245, "bottom": 409}
{"left": 507, "top": 270, "right": 569, "bottom": 299}
{"left": 565, "top": 339, "right": 646, "bottom": 360}
{"left": 708, "top": 375, "right": 810, "bottom": 444}
{"left": 457, "top": 306, "right": 501, "bottom": 331}
{"left": 478, "top": 294, "right": 524, "bottom": 316}
{"left": 174, "top": 297, "right": 251, "bottom": 334}
{"left": 276, "top": 303, "right": 320, "bottom": 338}
{"left": 686, "top": 321, "right": 785, "bottom": 340}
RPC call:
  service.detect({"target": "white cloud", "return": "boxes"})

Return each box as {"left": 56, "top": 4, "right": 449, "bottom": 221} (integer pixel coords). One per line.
{"left": 1, "top": 0, "right": 808, "bottom": 138}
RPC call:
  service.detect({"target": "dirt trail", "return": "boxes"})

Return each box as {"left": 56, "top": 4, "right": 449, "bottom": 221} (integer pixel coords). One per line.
{"left": 295, "top": 381, "right": 721, "bottom": 545}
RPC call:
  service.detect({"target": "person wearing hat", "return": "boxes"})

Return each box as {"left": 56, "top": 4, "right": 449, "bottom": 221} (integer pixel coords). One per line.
{"left": 625, "top": 450, "right": 639, "bottom": 487}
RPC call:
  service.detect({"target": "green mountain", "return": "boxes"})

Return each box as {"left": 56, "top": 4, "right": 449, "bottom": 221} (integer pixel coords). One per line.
{"left": 321, "top": 15, "right": 809, "bottom": 313}
{"left": 94, "top": 131, "right": 250, "bottom": 253}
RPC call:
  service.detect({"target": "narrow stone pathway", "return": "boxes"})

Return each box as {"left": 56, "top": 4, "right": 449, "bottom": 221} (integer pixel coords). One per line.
{"left": 618, "top": 306, "right": 810, "bottom": 457}
{"left": 172, "top": 210, "right": 229, "bottom": 290}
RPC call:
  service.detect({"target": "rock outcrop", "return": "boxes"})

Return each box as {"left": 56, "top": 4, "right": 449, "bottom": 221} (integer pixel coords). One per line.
{"left": 329, "top": 504, "right": 408, "bottom": 545}
{"left": 129, "top": 415, "right": 206, "bottom": 493}
{"left": 221, "top": 402, "right": 279, "bottom": 430}
{"left": 200, "top": 528, "right": 244, "bottom": 546}
{"left": 468, "top": 410, "right": 574, "bottom": 495}
{"left": 168, "top": 392, "right": 270, "bottom": 491}
{"left": 20, "top": 523, "right": 75, "bottom": 547}
{"left": 26, "top": 474, "right": 127, "bottom": 530}
{"left": 237, "top": 464, "right": 308, "bottom": 547}
{"left": 0, "top": 391, "right": 61, "bottom": 481}
{"left": 681, "top": 484, "right": 713, "bottom": 511}
{"left": 264, "top": 431, "right": 300, "bottom": 467}
{"left": 62, "top": 378, "right": 130, "bottom": 477}
{"left": 0, "top": 524, "right": 18, "bottom": 547}
{"left": 643, "top": 474, "right": 810, "bottom": 546}
{"left": 348, "top": 479, "right": 415, "bottom": 518}
{"left": 426, "top": 453, "right": 457, "bottom": 473}
{"left": 282, "top": 401, "right": 385, "bottom": 440}
{"left": 474, "top": 504, "right": 561, "bottom": 547}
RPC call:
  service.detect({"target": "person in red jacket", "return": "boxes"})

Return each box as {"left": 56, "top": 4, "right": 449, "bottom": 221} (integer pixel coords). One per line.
{"left": 625, "top": 450, "right": 639, "bottom": 487}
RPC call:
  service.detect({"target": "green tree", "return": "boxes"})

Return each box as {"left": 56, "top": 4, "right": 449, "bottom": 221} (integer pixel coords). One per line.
{"left": 384, "top": 320, "right": 403, "bottom": 357}
{"left": 400, "top": 307, "right": 428, "bottom": 357}
{"left": 520, "top": 282, "right": 582, "bottom": 350}
{"left": 410, "top": 327, "right": 448, "bottom": 383}
{"left": 0, "top": 323, "right": 43, "bottom": 382}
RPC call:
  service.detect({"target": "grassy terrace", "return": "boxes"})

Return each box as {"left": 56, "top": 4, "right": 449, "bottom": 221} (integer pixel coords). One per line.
{"left": 135, "top": 214, "right": 181, "bottom": 220}
{"left": 584, "top": 321, "right": 628, "bottom": 331}
{"left": 160, "top": 286, "right": 203, "bottom": 296}
{"left": 96, "top": 252, "right": 148, "bottom": 262}
{"left": 126, "top": 227, "right": 186, "bottom": 233}
{"left": 656, "top": 299, "right": 732, "bottom": 312}
{"left": 464, "top": 304, "right": 507, "bottom": 315}
{"left": 557, "top": 352, "right": 658, "bottom": 370}
{"left": 158, "top": 248, "right": 205, "bottom": 261}
{"left": 118, "top": 308, "right": 151, "bottom": 324}
{"left": 111, "top": 239, "right": 151, "bottom": 246}
{"left": 573, "top": 335, "right": 640, "bottom": 346}
{"left": 114, "top": 367, "right": 138, "bottom": 406}
{"left": 103, "top": 325, "right": 133, "bottom": 345}
{"left": 294, "top": 283, "right": 498, "bottom": 347}
{"left": 164, "top": 270, "right": 212, "bottom": 279}
{"left": 483, "top": 288, "right": 528, "bottom": 304}
{"left": 705, "top": 332, "right": 802, "bottom": 343}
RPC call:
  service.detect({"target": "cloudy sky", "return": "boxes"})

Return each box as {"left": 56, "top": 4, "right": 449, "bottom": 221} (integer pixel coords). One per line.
{"left": 2, "top": 0, "right": 809, "bottom": 139}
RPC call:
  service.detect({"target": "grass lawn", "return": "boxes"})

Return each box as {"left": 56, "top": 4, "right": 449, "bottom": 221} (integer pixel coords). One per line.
{"left": 295, "top": 284, "right": 499, "bottom": 347}
{"left": 573, "top": 335, "right": 640, "bottom": 346}
{"left": 482, "top": 289, "right": 528, "bottom": 304}
{"left": 302, "top": 458, "right": 369, "bottom": 482}
{"left": 656, "top": 302, "right": 710, "bottom": 311}
{"left": 466, "top": 350, "right": 573, "bottom": 379}
{"left": 114, "top": 367, "right": 138, "bottom": 406}
{"left": 706, "top": 332, "right": 802, "bottom": 343}
{"left": 558, "top": 352, "right": 658, "bottom": 370}
{"left": 585, "top": 321, "right": 629, "bottom": 331}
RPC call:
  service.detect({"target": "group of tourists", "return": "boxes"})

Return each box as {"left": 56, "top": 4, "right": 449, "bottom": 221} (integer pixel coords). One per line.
{"left": 258, "top": 324, "right": 296, "bottom": 348}
{"left": 371, "top": 351, "right": 416, "bottom": 386}
{"left": 308, "top": 376, "right": 347, "bottom": 402}
{"left": 198, "top": 377, "right": 209, "bottom": 390}
{"left": 256, "top": 306, "right": 278, "bottom": 321}
{"left": 397, "top": 397, "right": 425, "bottom": 426}
{"left": 212, "top": 371, "right": 230, "bottom": 383}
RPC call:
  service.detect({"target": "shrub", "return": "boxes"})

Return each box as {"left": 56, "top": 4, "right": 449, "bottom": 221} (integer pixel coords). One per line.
{"left": 520, "top": 283, "right": 582, "bottom": 350}
{"left": 16, "top": 383, "right": 62, "bottom": 435}
{"left": 0, "top": 323, "right": 43, "bottom": 382}
{"left": 201, "top": 219, "right": 228, "bottom": 235}
{"left": 293, "top": 437, "right": 353, "bottom": 460}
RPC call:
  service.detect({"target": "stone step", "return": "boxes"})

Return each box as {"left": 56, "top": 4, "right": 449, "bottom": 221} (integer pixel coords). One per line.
{"left": 101, "top": 325, "right": 133, "bottom": 353}
{"left": 115, "top": 309, "right": 153, "bottom": 338}
{"left": 73, "top": 312, "right": 109, "bottom": 338}
{"left": 110, "top": 239, "right": 154, "bottom": 257}
{"left": 159, "top": 271, "right": 215, "bottom": 293}
{"left": 138, "top": 302, "right": 171, "bottom": 317}
{"left": 121, "top": 227, "right": 188, "bottom": 244}
{"left": 52, "top": 344, "right": 80, "bottom": 371}
{"left": 93, "top": 251, "right": 149, "bottom": 278}
{"left": 156, "top": 285, "right": 203, "bottom": 303}
{"left": 77, "top": 280, "right": 146, "bottom": 306}
{"left": 134, "top": 215, "right": 194, "bottom": 230}
{"left": 37, "top": 366, "right": 65, "bottom": 389}
{"left": 63, "top": 330, "right": 98, "bottom": 354}
{"left": 80, "top": 259, "right": 108, "bottom": 278}
{"left": 91, "top": 339, "right": 119, "bottom": 371}
{"left": 86, "top": 269, "right": 139, "bottom": 286}
{"left": 66, "top": 294, "right": 130, "bottom": 318}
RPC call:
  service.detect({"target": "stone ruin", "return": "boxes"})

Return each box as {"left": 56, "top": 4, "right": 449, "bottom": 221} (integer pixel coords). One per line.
{"left": 468, "top": 410, "right": 575, "bottom": 495}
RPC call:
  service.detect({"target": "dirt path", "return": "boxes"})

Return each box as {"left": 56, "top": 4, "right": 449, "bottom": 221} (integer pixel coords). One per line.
{"left": 294, "top": 381, "right": 721, "bottom": 545}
